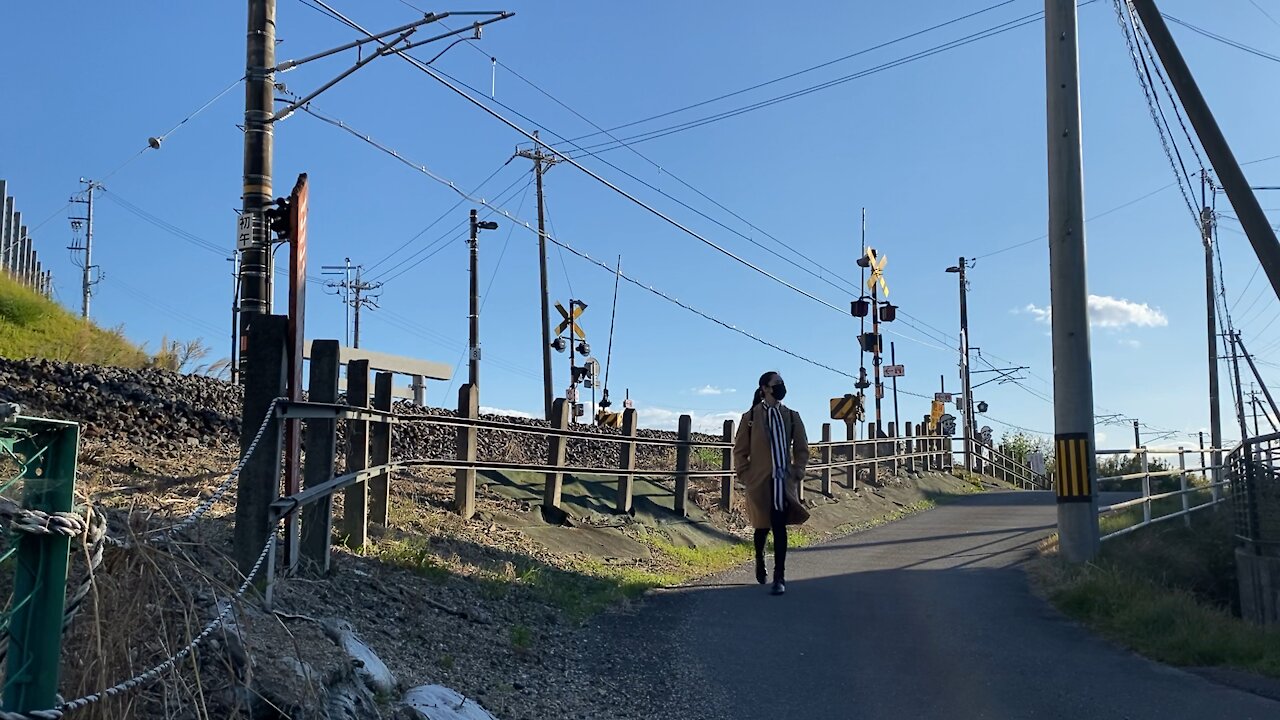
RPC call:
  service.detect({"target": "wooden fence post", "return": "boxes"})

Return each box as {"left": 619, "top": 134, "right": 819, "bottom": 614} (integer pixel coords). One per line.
{"left": 455, "top": 383, "right": 479, "bottom": 519}
{"left": 867, "top": 422, "right": 878, "bottom": 485}
{"left": 820, "top": 423, "right": 833, "bottom": 495}
{"left": 617, "top": 408, "right": 638, "bottom": 514}
{"left": 919, "top": 423, "right": 931, "bottom": 471}
{"left": 904, "top": 422, "right": 915, "bottom": 473}
{"left": 675, "top": 415, "right": 692, "bottom": 517}
{"left": 720, "top": 419, "right": 735, "bottom": 511}
{"left": 369, "top": 372, "right": 393, "bottom": 527}
{"left": 888, "top": 422, "right": 899, "bottom": 476}
{"left": 235, "top": 315, "right": 287, "bottom": 577}
{"left": 301, "top": 339, "right": 339, "bottom": 575}
{"left": 846, "top": 434, "right": 858, "bottom": 490}
{"left": 342, "top": 359, "right": 370, "bottom": 549}
{"left": 544, "top": 398, "right": 569, "bottom": 511}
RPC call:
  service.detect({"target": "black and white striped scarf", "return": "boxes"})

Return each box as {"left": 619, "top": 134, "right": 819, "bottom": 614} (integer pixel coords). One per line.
{"left": 766, "top": 404, "right": 789, "bottom": 512}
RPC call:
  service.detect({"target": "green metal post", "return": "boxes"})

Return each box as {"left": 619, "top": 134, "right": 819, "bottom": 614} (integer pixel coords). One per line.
{"left": 3, "top": 417, "right": 79, "bottom": 713}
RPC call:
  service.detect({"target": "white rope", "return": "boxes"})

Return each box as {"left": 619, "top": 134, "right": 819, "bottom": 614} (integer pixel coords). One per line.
{"left": 142, "top": 397, "right": 285, "bottom": 542}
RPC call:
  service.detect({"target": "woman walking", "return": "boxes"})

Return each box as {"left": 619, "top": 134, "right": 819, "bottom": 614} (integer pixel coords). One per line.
{"left": 733, "top": 371, "right": 810, "bottom": 595}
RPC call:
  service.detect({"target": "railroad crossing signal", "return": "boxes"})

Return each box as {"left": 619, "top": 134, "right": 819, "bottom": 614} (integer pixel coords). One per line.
{"left": 554, "top": 301, "right": 586, "bottom": 338}
{"left": 930, "top": 400, "right": 945, "bottom": 424}
{"left": 864, "top": 248, "right": 889, "bottom": 297}
{"left": 830, "top": 393, "right": 864, "bottom": 421}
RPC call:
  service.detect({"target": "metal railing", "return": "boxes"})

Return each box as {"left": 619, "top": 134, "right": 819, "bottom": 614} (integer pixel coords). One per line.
{"left": 1096, "top": 445, "right": 1228, "bottom": 542}
{"left": 967, "top": 440, "right": 1050, "bottom": 491}
{"left": 1228, "top": 431, "right": 1280, "bottom": 550}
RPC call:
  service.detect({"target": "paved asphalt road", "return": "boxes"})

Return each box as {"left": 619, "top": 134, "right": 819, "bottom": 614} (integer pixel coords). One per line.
{"left": 650, "top": 491, "right": 1280, "bottom": 719}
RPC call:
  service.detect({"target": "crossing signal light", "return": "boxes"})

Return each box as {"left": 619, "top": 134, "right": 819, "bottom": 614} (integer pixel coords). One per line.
{"left": 264, "top": 197, "right": 293, "bottom": 241}
{"left": 551, "top": 337, "right": 566, "bottom": 353}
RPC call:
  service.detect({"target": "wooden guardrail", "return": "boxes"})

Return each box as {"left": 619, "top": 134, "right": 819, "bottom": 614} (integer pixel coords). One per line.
{"left": 256, "top": 340, "right": 970, "bottom": 576}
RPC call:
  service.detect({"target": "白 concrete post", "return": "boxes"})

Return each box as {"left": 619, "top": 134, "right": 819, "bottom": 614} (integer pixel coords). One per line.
{"left": 675, "top": 415, "right": 692, "bottom": 516}
{"left": 301, "top": 339, "right": 339, "bottom": 575}
{"left": 455, "top": 383, "right": 479, "bottom": 519}
{"left": 720, "top": 419, "right": 735, "bottom": 511}
{"left": 342, "top": 359, "right": 370, "bottom": 549}
{"left": 544, "top": 398, "right": 569, "bottom": 510}
{"left": 234, "top": 315, "right": 287, "bottom": 577}
{"left": 368, "top": 372, "right": 393, "bottom": 526}
{"left": 617, "top": 408, "right": 638, "bottom": 513}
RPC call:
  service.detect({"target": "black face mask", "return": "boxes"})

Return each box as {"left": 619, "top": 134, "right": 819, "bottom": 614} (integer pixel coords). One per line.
{"left": 771, "top": 383, "right": 787, "bottom": 401}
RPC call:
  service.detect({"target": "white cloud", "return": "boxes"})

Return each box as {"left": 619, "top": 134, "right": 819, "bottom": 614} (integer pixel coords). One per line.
{"left": 480, "top": 406, "right": 537, "bottom": 419}
{"left": 1022, "top": 295, "right": 1168, "bottom": 329}
{"left": 693, "top": 385, "right": 736, "bottom": 396}
{"left": 638, "top": 407, "right": 742, "bottom": 434}
{"left": 1095, "top": 431, "right": 1108, "bottom": 445}
{"left": 1119, "top": 338, "right": 1142, "bottom": 349}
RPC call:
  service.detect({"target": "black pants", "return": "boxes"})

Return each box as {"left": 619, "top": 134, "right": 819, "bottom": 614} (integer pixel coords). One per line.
{"left": 754, "top": 508, "right": 788, "bottom": 580}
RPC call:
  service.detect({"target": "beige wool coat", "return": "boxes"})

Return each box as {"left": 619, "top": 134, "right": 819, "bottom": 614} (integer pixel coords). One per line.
{"left": 733, "top": 402, "right": 811, "bottom": 529}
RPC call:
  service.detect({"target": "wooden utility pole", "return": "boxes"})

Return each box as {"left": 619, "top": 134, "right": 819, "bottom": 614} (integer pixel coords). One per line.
{"left": 1200, "top": 178, "right": 1224, "bottom": 486}
{"left": 517, "top": 133, "right": 559, "bottom": 419}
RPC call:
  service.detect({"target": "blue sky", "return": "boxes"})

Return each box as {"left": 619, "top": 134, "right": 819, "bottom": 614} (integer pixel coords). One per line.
{"left": 3, "top": 0, "right": 1278, "bottom": 446}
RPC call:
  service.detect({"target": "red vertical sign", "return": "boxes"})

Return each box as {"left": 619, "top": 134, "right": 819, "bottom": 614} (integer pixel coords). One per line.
{"left": 283, "top": 173, "right": 308, "bottom": 570}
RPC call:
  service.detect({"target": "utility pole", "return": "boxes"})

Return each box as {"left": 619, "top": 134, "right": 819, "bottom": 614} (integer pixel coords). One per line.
{"left": 517, "top": 132, "right": 559, "bottom": 418}
{"left": 1228, "top": 332, "right": 1250, "bottom": 439}
{"left": 1132, "top": 419, "right": 1141, "bottom": 449}
{"left": 1045, "top": 0, "right": 1100, "bottom": 562}
{"left": 948, "top": 257, "right": 974, "bottom": 471}
{"left": 229, "top": 255, "right": 240, "bottom": 384}
{"left": 349, "top": 267, "right": 382, "bottom": 349}
{"left": 324, "top": 261, "right": 381, "bottom": 349}
{"left": 238, "top": 0, "right": 277, "bottom": 378}
{"left": 67, "top": 179, "right": 102, "bottom": 318}
{"left": 1128, "top": 0, "right": 1280, "bottom": 304}
{"left": 1200, "top": 174, "right": 1224, "bottom": 487}
{"left": 468, "top": 209, "right": 499, "bottom": 389}
{"left": 1233, "top": 332, "right": 1280, "bottom": 423}
{"left": 321, "top": 258, "right": 353, "bottom": 346}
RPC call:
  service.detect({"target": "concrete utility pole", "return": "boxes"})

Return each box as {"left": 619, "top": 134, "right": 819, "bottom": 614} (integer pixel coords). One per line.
{"left": 517, "top": 132, "right": 559, "bottom": 419}
{"left": 68, "top": 179, "right": 102, "bottom": 318}
{"left": 1132, "top": 419, "right": 1142, "bottom": 449}
{"left": 238, "top": 0, "right": 277, "bottom": 377}
{"left": 468, "top": 209, "right": 498, "bottom": 389}
{"left": 948, "top": 257, "right": 974, "bottom": 472}
{"left": 1200, "top": 192, "right": 1224, "bottom": 485}
{"left": 1128, "top": 0, "right": 1280, "bottom": 304}
{"left": 1045, "top": 0, "right": 1100, "bottom": 562}
{"left": 349, "top": 267, "right": 382, "bottom": 350}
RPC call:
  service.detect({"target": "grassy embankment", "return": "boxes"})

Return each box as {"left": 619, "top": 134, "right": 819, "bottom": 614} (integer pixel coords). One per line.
{"left": 0, "top": 274, "right": 146, "bottom": 366}
{"left": 1035, "top": 498, "right": 1280, "bottom": 678}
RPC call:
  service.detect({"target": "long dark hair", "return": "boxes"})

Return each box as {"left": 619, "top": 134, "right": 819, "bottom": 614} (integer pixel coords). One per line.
{"left": 751, "top": 371, "right": 778, "bottom": 408}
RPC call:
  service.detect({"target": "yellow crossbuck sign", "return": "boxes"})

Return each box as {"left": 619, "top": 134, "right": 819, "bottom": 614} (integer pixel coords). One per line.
{"left": 866, "top": 248, "right": 889, "bottom": 297}
{"left": 555, "top": 302, "right": 586, "bottom": 339}
{"left": 830, "top": 394, "right": 862, "bottom": 421}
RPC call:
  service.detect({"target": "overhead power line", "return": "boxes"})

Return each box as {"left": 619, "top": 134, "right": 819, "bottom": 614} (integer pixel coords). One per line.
{"left": 555, "top": 0, "right": 1022, "bottom": 149}
{"left": 1163, "top": 13, "right": 1280, "bottom": 64}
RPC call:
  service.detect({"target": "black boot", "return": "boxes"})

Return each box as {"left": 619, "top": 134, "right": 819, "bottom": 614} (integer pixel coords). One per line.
{"left": 753, "top": 529, "right": 768, "bottom": 584}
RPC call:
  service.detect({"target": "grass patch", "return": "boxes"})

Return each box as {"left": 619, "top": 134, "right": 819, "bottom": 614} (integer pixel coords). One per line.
{"left": 1033, "top": 510, "right": 1280, "bottom": 678}
{"left": 364, "top": 537, "right": 452, "bottom": 584}
{"left": 0, "top": 274, "right": 147, "bottom": 366}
